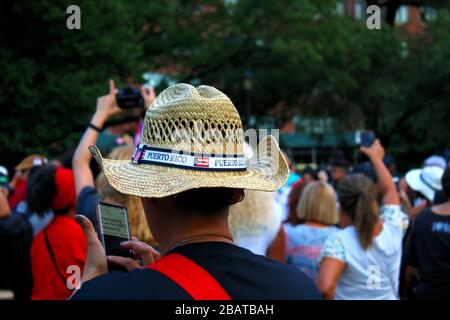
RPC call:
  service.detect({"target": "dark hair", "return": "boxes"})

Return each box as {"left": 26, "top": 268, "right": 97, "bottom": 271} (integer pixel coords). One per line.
{"left": 287, "top": 180, "right": 308, "bottom": 225}
{"left": 352, "top": 162, "right": 377, "bottom": 182}
{"left": 329, "top": 151, "right": 348, "bottom": 168}
{"left": 338, "top": 174, "right": 379, "bottom": 250}
{"left": 302, "top": 167, "right": 318, "bottom": 180}
{"left": 26, "top": 164, "right": 57, "bottom": 215}
{"left": 443, "top": 167, "right": 450, "bottom": 198}
{"left": 383, "top": 154, "right": 396, "bottom": 167}
{"left": 170, "top": 188, "right": 243, "bottom": 215}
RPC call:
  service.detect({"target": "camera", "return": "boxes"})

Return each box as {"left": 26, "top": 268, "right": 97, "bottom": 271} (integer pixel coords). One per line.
{"left": 356, "top": 130, "right": 376, "bottom": 148}
{"left": 115, "top": 85, "right": 145, "bottom": 109}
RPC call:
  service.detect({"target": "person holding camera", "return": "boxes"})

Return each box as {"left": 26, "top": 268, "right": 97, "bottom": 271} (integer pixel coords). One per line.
{"left": 73, "top": 80, "right": 155, "bottom": 226}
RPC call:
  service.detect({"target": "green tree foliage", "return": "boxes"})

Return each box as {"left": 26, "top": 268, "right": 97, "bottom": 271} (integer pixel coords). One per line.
{"left": 0, "top": 0, "right": 449, "bottom": 170}
{"left": 0, "top": 0, "right": 141, "bottom": 167}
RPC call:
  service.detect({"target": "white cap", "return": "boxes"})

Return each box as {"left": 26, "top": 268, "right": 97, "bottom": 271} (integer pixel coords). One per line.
{"left": 405, "top": 166, "right": 444, "bottom": 202}
{"left": 0, "top": 166, "right": 8, "bottom": 177}
{"left": 424, "top": 155, "right": 447, "bottom": 169}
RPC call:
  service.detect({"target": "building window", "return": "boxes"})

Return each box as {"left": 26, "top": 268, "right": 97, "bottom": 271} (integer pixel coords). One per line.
{"left": 421, "top": 7, "right": 437, "bottom": 22}
{"left": 354, "top": 0, "right": 365, "bottom": 20}
{"left": 224, "top": 0, "right": 238, "bottom": 4}
{"left": 336, "top": 1, "right": 345, "bottom": 15}
{"left": 395, "top": 6, "right": 409, "bottom": 24}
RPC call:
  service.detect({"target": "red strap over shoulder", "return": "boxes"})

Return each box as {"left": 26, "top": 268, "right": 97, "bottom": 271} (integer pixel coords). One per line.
{"left": 147, "top": 253, "right": 231, "bottom": 300}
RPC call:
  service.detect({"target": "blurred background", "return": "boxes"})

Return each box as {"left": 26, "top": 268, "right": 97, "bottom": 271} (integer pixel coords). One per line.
{"left": 1, "top": 0, "right": 449, "bottom": 173}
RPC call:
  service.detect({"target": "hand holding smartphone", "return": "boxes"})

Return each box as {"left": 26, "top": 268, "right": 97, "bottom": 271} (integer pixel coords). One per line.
{"left": 96, "top": 201, "right": 133, "bottom": 270}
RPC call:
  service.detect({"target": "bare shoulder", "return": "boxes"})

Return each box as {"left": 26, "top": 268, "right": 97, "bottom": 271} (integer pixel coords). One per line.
{"left": 431, "top": 203, "right": 450, "bottom": 216}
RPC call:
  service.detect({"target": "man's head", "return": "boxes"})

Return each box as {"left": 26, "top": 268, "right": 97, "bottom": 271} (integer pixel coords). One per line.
{"left": 301, "top": 167, "right": 318, "bottom": 183}
{"left": 90, "top": 83, "right": 289, "bottom": 248}
{"left": 329, "top": 151, "right": 348, "bottom": 183}
{"left": 383, "top": 154, "right": 396, "bottom": 175}
{"left": 141, "top": 188, "right": 244, "bottom": 242}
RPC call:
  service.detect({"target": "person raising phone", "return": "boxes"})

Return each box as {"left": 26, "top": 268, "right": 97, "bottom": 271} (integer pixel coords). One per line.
{"left": 71, "top": 82, "right": 320, "bottom": 300}
{"left": 316, "top": 139, "right": 409, "bottom": 300}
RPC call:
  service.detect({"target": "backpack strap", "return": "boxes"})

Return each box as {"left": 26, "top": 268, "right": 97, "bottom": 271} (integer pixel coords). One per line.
{"left": 44, "top": 228, "right": 70, "bottom": 289}
{"left": 147, "top": 253, "right": 231, "bottom": 300}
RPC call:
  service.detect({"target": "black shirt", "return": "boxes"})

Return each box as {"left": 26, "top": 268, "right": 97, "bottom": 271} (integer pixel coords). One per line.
{"left": 405, "top": 208, "right": 450, "bottom": 299}
{"left": 71, "top": 242, "right": 321, "bottom": 300}
{"left": 0, "top": 214, "right": 33, "bottom": 300}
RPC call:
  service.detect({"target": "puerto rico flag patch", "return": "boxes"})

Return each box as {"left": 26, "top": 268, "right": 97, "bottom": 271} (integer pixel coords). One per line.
{"left": 194, "top": 157, "right": 209, "bottom": 168}
{"left": 132, "top": 147, "right": 144, "bottom": 164}
{"left": 131, "top": 144, "right": 246, "bottom": 171}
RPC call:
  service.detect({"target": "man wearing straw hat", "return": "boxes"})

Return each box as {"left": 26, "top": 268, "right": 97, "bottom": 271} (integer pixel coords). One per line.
{"left": 72, "top": 81, "right": 320, "bottom": 300}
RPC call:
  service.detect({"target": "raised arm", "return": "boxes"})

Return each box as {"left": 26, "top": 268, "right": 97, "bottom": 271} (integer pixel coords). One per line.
{"left": 72, "top": 80, "right": 122, "bottom": 196}
{"left": 360, "top": 139, "right": 400, "bottom": 206}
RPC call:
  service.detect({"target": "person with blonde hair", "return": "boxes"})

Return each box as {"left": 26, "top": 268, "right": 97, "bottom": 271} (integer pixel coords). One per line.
{"left": 95, "top": 145, "right": 154, "bottom": 244}
{"left": 228, "top": 190, "right": 285, "bottom": 262}
{"left": 285, "top": 181, "right": 339, "bottom": 279}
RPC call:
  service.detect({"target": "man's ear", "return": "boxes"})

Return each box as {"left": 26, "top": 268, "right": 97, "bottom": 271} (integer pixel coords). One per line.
{"left": 230, "top": 189, "right": 245, "bottom": 205}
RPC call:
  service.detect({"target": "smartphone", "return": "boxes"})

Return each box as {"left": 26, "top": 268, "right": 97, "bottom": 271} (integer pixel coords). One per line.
{"left": 359, "top": 130, "right": 376, "bottom": 147}
{"left": 96, "top": 201, "right": 133, "bottom": 259}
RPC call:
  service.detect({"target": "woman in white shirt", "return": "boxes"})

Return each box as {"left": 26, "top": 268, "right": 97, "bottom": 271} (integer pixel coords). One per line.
{"left": 317, "top": 139, "right": 409, "bottom": 300}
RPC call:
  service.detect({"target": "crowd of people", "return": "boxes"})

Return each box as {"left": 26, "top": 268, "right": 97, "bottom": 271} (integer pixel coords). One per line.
{"left": 0, "top": 80, "right": 449, "bottom": 300}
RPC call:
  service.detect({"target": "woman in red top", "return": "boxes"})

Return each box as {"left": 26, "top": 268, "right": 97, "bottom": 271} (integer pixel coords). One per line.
{"left": 28, "top": 165, "right": 86, "bottom": 300}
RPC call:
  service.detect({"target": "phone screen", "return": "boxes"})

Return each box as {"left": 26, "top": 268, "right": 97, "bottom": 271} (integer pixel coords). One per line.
{"left": 96, "top": 201, "right": 132, "bottom": 258}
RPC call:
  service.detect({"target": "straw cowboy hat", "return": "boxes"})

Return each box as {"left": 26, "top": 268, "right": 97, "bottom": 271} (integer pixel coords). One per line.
{"left": 89, "top": 83, "right": 289, "bottom": 198}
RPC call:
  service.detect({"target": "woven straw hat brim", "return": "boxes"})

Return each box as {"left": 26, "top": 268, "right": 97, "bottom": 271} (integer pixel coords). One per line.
{"left": 89, "top": 135, "right": 289, "bottom": 198}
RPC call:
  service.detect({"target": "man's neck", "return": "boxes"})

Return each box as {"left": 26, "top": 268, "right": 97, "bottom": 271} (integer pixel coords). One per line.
{"left": 159, "top": 213, "right": 233, "bottom": 254}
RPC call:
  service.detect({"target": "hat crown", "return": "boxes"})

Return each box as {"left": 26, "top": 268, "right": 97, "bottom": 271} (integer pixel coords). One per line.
{"left": 141, "top": 84, "right": 244, "bottom": 155}
{"left": 422, "top": 166, "right": 444, "bottom": 189}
